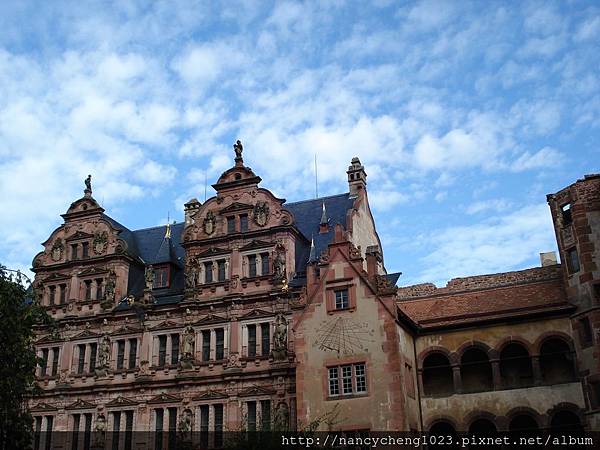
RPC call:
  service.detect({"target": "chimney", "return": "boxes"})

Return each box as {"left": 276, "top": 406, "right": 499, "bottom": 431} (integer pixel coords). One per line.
{"left": 540, "top": 251, "right": 558, "bottom": 267}
{"left": 365, "top": 245, "right": 382, "bottom": 277}
{"left": 347, "top": 157, "right": 367, "bottom": 197}
{"left": 184, "top": 198, "right": 201, "bottom": 226}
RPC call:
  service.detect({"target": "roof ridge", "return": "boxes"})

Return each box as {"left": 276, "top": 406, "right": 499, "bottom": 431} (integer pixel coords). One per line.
{"left": 133, "top": 222, "right": 184, "bottom": 233}
{"left": 284, "top": 192, "right": 349, "bottom": 207}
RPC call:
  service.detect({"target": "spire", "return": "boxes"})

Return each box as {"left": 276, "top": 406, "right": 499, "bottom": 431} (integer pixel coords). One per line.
{"left": 319, "top": 201, "right": 329, "bottom": 234}
{"left": 164, "top": 222, "right": 171, "bottom": 239}
{"left": 308, "top": 235, "right": 317, "bottom": 263}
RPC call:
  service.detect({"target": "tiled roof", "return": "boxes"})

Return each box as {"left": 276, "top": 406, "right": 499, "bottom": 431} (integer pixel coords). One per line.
{"left": 397, "top": 274, "right": 573, "bottom": 329}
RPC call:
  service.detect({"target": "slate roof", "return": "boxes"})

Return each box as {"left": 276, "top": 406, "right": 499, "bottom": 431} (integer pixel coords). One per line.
{"left": 283, "top": 193, "right": 355, "bottom": 273}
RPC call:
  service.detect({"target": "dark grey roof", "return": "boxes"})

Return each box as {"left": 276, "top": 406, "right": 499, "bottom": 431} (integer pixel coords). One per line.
{"left": 284, "top": 193, "right": 355, "bottom": 272}
{"left": 131, "top": 223, "right": 185, "bottom": 266}
{"left": 385, "top": 272, "right": 402, "bottom": 286}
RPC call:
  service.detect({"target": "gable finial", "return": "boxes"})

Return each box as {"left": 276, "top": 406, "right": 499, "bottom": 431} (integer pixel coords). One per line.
{"left": 233, "top": 139, "right": 243, "bottom": 166}
{"left": 84, "top": 174, "right": 92, "bottom": 197}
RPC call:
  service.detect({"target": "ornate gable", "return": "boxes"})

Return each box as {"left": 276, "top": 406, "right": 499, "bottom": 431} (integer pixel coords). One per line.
{"left": 43, "top": 272, "right": 71, "bottom": 282}
{"left": 149, "top": 320, "right": 181, "bottom": 331}
{"left": 72, "top": 330, "right": 100, "bottom": 340}
{"left": 36, "top": 334, "right": 63, "bottom": 344}
{"left": 66, "top": 231, "right": 95, "bottom": 242}
{"left": 30, "top": 402, "right": 58, "bottom": 412}
{"left": 192, "top": 390, "right": 228, "bottom": 401}
{"left": 106, "top": 396, "right": 138, "bottom": 407}
{"left": 239, "top": 309, "right": 273, "bottom": 320}
{"left": 196, "top": 247, "right": 230, "bottom": 258}
{"left": 238, "top": 385, "right": 277, "bottom": 397}
{"left": 111, "top": 325, "right": 143, "bottom": 336}
{"left": 239, "top": 240, "right": 273, "bottom": 251}
{"left": 66, "top": 399, "right": 96, "bottom": 410}
{"left": 219, "top": 202, "right": 254, "bottom": 213}
{"left": 78, "top": 267, "right": 109, "bottom": 277}
{"left": 148, "top": 393, "right": 182, "bottom": 404}
{"left": 193, "top": 314, "right": 227, "bottom": 326}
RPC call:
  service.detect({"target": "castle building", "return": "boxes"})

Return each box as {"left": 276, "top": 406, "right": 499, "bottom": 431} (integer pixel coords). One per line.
{"left": 28, "top": 143, "right": 599, "bottom": 448}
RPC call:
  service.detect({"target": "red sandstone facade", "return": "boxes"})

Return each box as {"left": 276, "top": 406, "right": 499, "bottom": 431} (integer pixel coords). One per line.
{"left": 28, "top": 147, "right": 600, "bottom": 447}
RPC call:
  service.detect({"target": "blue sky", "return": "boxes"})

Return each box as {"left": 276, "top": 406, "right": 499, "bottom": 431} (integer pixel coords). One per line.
{"left": 0, "top": 0, "right": 598, "bottom": 286}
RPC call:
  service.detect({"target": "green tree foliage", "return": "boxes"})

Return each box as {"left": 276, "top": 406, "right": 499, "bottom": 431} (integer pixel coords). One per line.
{"left": 0, "top": 266, "right": 53, "bottom": 450}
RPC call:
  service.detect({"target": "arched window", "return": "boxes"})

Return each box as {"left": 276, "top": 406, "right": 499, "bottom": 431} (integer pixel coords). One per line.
{"left": 509, "top": 414, "right": 539, "bottom": 432}
{"left": 500, "top": 343, "right": 533, "bottom": 388}
{"left": 550, "top": 410, "right": 584, "bottom": 433}
{"left": 423, "top": 353, "right": 453, "bottom": 397}
{"left": 468, "top": 419, "right": 498, "bottom": 449}
{"left": 461, "top": 348, "right": 493, "bottom": 393}
{"left": 429, "top": 421, "right": 458, "bottom": 449}
{"left": 540, "top": 338, "right": 576, "bottom": 384}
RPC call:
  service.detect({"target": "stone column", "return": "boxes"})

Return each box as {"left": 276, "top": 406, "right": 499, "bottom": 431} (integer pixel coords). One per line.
{"left": 210, "top": 329, "right": 216, "bottom": 360}
{"left": 532, "top": 356, "right": 543, "bottom": 385}
{"left": 491, "top": 359, "right": 502, "bottom": 390}
{"left": 452, "top": 365, "right": 462, "bottom": 394}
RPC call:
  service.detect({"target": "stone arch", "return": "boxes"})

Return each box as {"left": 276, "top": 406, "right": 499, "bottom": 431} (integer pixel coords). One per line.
{"left": 547, "top": 403, "right": 586, "bottom": 432}
{"left": 460, "top": 344, "right": 493, "bottom": 393}
{"left": 538, "top": 335, "right": 577, "bottom": 385}
{"left": 428, "top": 418, "right": 459, "bottom": 449}
{"left": 418, "top": 346, "right": 452, "bottom": 366}
{"left": 463, "top": 410, "right": 498, "bottom": 432}
{"left": 533, "top": 331, "right": 575, "bottom": 355}
{"left": 456, "top": 340, "right": 494, "bottom": 359}
{"left": 506, "top": 407, "right": 543, "bottom": 432}
{"left": 421, "top": 350, "right": 454, "bottom": 397}
{"left": 499, "top": 341, "right": 533, "bottom": 388}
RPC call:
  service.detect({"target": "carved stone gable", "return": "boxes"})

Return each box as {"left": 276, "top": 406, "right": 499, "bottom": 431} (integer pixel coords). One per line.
{"left": 238, "top": 385, "right": 277, "bottom": 397}
{"left": 66, "top": 231, "right": 95, "bottom": 242}
{"left": 148, "top": 393, "right": 182, "bottom": 404}
{"left": 66, "top": 399, "right": 96, "bottom": 410}
{"left": 30, "top": 402, "right": 58, "bottom": 412}
{"left": 106, "top": 396, "right": 138, "bottom": 407}
{"left": 239, "top": 240, "right": 272, "bottom": 251}
{"left": 194, "top": 314, "right": 227, "bottom": 326}
{"left": 196, "top": 247, "right": 230, "bottom": 258}
{"left": 73, "top": 330, "right": 100, "bottom": 339}
{"left": 219, "top": 202, "right": 253, "bottom": 213}
{"left": 239, "top": 309, "right": 273, "bottom": 320}
{"left": 149, "top": 320, "right": 181, "bottom": 331}
{"left": 192, "top": 390, "right": 228, "bottom": 401}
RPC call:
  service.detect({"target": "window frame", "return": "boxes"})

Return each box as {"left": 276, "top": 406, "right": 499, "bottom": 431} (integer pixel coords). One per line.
{"left": 325, "top": 281, "right": 356, "bottom": 313}
{"left": 326, "top": 361, "right": 369, "bottom": 399}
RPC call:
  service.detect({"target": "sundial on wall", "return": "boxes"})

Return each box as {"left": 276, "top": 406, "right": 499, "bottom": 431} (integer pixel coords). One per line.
{"left": 314, "top": 317, "right": 374, "bottom": 355}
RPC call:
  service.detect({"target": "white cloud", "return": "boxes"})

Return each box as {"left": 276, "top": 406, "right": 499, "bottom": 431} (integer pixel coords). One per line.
{"left": 511, "top": 147, "right": 564, "bottom": 172}
{"left": 466, "top": 199, "right": 512, "bottom": 215}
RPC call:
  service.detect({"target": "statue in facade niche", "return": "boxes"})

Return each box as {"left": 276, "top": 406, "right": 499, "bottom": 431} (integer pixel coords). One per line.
{"left": 272, "top": 313, "right": 288, "bottom": 361}
{"left": 274, "top": 401, "right": 290, "bottom": 431}
{"left": 185, "top": 263, "right": 198, "bottom": 289}
{"left": 104, "top": 270, "right": 116, "bottom": 302}
{"left": 179, "top": 409, "right": 193, "bottom": 437}
{"left": 93, "top": 414, "right": 106, "bottom": 445}
{"left": 273, "top": 251, "right": 286, "bottom": 280}
{"left": 96, "top": 334, "right": 111, "bottom": 376}
{"left": 144, "top": 265, "right": 154, "bottom": 291}
{"left": 182, "top": 326, "right": 195, "bottom": 359}
{"left": 233, "top": 139, "right": 243, "bottom": 159}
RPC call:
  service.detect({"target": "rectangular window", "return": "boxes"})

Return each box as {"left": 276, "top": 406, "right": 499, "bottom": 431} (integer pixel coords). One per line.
{"left": 341, "top": 365, "right": 353, "bottom": 394}
{"left": 215, "top": 328, "right": 224, "bottom": 360}
{"left": 227, "top": 216, "right": 236, "bottom": 233}
{"left": 204, "top": 262, "right": 213, "bottom": 283}
{"left": 89, "top": 343, "right": 97, "bottom": 372}
{"left": 82, "top": 242, "right": 89, "bottom": 259}
{"left": 168, "top": 408, "right": 177, "bottom": 450}
{"left": 84, "top": 280, "right": 92, "bottom": 301}
{"left": 155, "top": 409, "right": 164, "bottom": 450}
{"left": 248, "top": 324, "right": 257, "bottom": 357}
{"left": 355, "top": 363, "right": 367, "bottom": 393}
{"left": 124, "top": 411, "right": 134, "bottom": 450}
{"left": 111, "top": 411, "right": 121, "bottom": 450}
{"left": 334, "top": 289, "right": 349, "bottom": 310}
{"left": 580, "top": 317, "right": 593, "bottom": 347}
{"left": 200, "top": 405, "right": 209, "bottom": 448}
{"left": 171, "top": 334, "right": 179, "bottom": 365}
{"left": 158, "top": 336, "right": 167, "bottom": 367}
{"left": 117, "top": 340, "right": 125, "bottom": 369}
{"left": 34, "top": 416, "right": 42, "bottom": 450}
{"left": 71, "top": 244, "right": 78, "bottom": 260}
{"left": 95, "top": 279, "right": 103, "bottom": 300}
{"left": 214, "top": 404, "right": 224, "bottom": 448}
{"left": 45, "top": 416, "right": 53, "bottom": 450}
{"left": 128, "top": 339, "right": 137, "bottom": 369}
{"left": 153, "top": 266, "right": 169, "bottom": 289}
{"left": 72, "top": 414, "right": 81, "bottom": 450}
{"left": 49, "top": 286, "right": 56, "bottom": 306}
{"left": 77, "top": 344, "right": 85, "bottom": 374}
{"left": 51, "top": 347, "right": 59, "bottom": 376}
{"left": 567, "top": 248, "right": 581, "bottom": 273}
{"left": 247, "top": 401, "right": 257, "bottom": 431}
{"left": 561, "top": 203, "right": 572, "bottom": 226}
{"left": 248, "top": 255, "right": 257, "bottom": 277}
{"left": 328, "top": 363, "right": 367, "bottom": 396}
{"left": 202, "top": 330, "right": 211, "bottom": 361}
{"left": 328, "top": 367, "right": 339, "bottom": 396}
{"left": 261, "top": 323, "right": 270, "bottom": 357}
{"left": 218, "top": 260, "right": 226, "bottom": 281}
{"left": 240, "top": 214, "right": 248, "bottom": 232}
{"left": 595, "top": 284, "right": 600, "bottom": 302}
{"left": 260, "top": 400, "right": 271, "bottom": 431}
{"left": 59, "top": 284, "right": 67, "bottom": 304}
{"left": 591, "top": 382, "right": 600, "bottom": 409}
{"left": 40, "top": 348, "right": 49, "bottom": 376}
{"left": 83, "top": 414, "right": 92, "bottom": 450}
{"left": 261, "top": 253, "right": 269, "bottom": 275}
